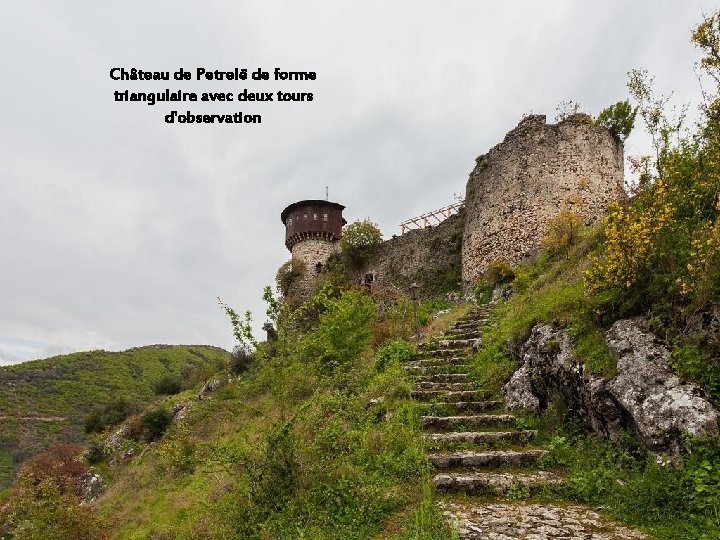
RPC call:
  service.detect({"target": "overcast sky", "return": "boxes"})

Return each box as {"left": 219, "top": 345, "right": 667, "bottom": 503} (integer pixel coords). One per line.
{"left": 0, "top": 1, "right": 716, "bottom": 365}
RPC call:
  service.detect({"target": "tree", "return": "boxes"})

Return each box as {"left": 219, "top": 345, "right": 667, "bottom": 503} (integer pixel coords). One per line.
{"left": 217, "top": 297, "right": 257, "bottom": 350}
{"left": 543, "top": 209, "right": 584, "bottom": 260}
{"left": 340, "top": 219, "right": 383, "bottom": 267}
{"left": 627, "top": 68, "right": 687, "bottom": 178}
{"left": 594, "top": 100, "right": 637, "bottom": 142}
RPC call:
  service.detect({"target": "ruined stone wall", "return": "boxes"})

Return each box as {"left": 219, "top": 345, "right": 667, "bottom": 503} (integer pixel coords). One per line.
{"left": 286, "top": 238, "right": 339, "bottom": 304}
{"left": 359, "top": 208, "right": 465, "bottom": 298}
{"left": 462, "top": 114, "right": 625, "bottom": 284}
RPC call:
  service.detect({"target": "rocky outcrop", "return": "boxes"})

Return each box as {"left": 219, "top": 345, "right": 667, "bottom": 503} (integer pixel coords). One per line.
{"left": 198, "top": 377, "right": 226, "bottom": 400}
{"left": 80, "top": 472, "right": 105, "bottom": 503}
{"left": 503, "top": 318, "right": 718, "bottom": 459}
{"left": 606, "top": 319, "right": 718, "bottom": 454}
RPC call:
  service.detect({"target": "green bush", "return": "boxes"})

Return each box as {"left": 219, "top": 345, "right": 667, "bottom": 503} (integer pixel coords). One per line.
{"left": 376, "top": 340, "right": 415, "bottom": 372}
{"left": 85, "top": 441, "right": 106, "bottom": 464}
{"left": 140, "top": 407, "right": 173, "bottom": 442}
{"left": 276, "top": 259, "right": 306, "bottom": 296}
{"left": 153, "top": 375, "right": 182, "bottom": 396}
{"left": 340, "top": 219, "right": 383, "bottom": 267}
{"left": 84, "top": 399, "right": 137, "bottom": 434}
{"left": 486, "top": 260, "right": 515, "bottom": 286}
{"left": 594, "top": 100, "right": 636, "bottom": 142}
{"left": 229, "top": 345, "right": 253, "bottom": 375}
{"left": 300, "top": 288, "right": 377, "bottom": 372}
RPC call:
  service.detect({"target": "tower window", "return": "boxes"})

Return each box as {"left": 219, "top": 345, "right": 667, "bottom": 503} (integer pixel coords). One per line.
{"left": 313, "top": 213, "right": 318, "bottom": 220}
{"left": 288, "top": 218, "right": 293, "bottom": 225}
{"left": 304, "top": 213, "right": 308, "bottom": 220}
{"left": 322, "top": 213, "right": 328, "bottom": 222}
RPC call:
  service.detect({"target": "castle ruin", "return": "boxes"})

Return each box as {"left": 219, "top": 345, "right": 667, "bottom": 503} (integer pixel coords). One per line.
{"left": 280, "top": 114, "right": 624, "bottom": 300}
{"left": 461, "top": 114, "right": 625, "bottom": 283}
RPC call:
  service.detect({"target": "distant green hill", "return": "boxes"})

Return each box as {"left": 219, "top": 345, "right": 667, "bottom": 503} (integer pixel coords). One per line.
{"left": 0, "top": 345, "right": 229, "bottom": 486}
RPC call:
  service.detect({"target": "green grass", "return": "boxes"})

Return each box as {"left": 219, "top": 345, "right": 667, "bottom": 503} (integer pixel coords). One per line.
{"left": 470, "top": 227, "right": 616, "bottom": 378}
{"left": 91, "top": 357, "right": 442, "bottom": 539}
{"left": 535, "top": 430, "right": 720, "bottom": 539}
{"left": 87, "top": 293, "right": 470, "bottom": 539}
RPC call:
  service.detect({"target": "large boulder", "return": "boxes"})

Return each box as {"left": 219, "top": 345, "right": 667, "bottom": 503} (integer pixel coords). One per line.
{"left": 606, "top": 319, "right": 718, "bottom": 456}
{"left": 503, "top": 318, "right": 718, "bottom": 459}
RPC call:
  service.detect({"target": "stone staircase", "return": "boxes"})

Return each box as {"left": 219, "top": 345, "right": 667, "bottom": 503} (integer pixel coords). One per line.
{"left": 403, "top": 304, "right": 648, "bottom": 540}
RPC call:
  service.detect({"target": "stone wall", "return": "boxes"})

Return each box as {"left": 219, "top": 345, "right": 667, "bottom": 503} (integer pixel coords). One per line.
{"left": 280, "top": 113, "right": 625, "bottom": 299}
{"left": 359, "top": 208, "right": 465, "bottom": 298}
{"left": 462, "top": 114, "right": 624, "bottom": 284}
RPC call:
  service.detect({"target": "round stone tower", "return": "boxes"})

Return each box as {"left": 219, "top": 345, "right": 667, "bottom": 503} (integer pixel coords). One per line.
{"left": 461, "top": 114, "right": 625, "bottom": 284}
{"left": 280, "top": 199, "right": 346, "bottom": 300}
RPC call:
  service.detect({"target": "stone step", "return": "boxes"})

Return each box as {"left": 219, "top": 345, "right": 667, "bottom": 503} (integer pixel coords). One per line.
{"left": 414, "top": 381, "right": 476, "bottom": 391}
{"left": 419, "top": 339, "right": 479, "bottom": 350}
{"left": 411, "top": 390, "right": 488, "bottom": 402}
{"left": 451, "top": 321, "right": 485, "bottom": 330}
{"left": 457, "top": 311, "right": 490, "bottom": 320}
{"left": 420, "top": 400, "right": 504, "bottom": 413}
{"left": 415, "top": 348, "right": 470, "bottom": 359}
{"left": 423, "top": 430, "right": 537, "bottom": 445}
{"left": 415, "top": 373, "right": 470, "bottom": 383}
{"left": 438, "top": 502, "right": 648, "bottom": 539}
{"left": 433, "top": 471, "right": 564, "bottom": 495}
{"left": 405, "top": 364, "right": 473, "bottom": 375}
{"left": 405, "top": 357, "right": 469, "bottom": 368}
{"left": 421, "top": 414, "right": 516, "bottom": 429}
{"left": 445, "top": 331, "right": 483, "bottom": 340}
{"left": 428, "top": 449, "right": 548, "bottom": 469}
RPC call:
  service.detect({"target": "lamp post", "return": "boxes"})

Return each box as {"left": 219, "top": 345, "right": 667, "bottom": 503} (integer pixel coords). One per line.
{"left": 409, "top": 282, "right": 420, "bottom": 340}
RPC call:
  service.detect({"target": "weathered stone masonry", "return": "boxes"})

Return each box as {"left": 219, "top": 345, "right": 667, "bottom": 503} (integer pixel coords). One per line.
{"left": 461, "top": 114, "right": 624, "bottom": 284}
{"left": 281, "top": 114, "right": 625, "bottom": 299}
{"left": 287, "top": 238, "right": 339, "bottom": 302}
{"left": 359, "top": 209, "right": 465, "bottom": 297}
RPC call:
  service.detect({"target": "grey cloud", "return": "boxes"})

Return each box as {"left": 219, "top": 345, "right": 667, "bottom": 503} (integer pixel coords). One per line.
{"left": 0, "top": 0, "right": 714, "bottom": 363}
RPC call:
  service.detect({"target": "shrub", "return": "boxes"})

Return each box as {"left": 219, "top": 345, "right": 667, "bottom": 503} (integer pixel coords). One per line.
{"left": 140, "top": 407, "right": 173, "bottom": 442}
{"left": 585, "top": 19, "right": 720, "bottom": 325}
{"left": 376, "top": 340, "right": 415, "bottom": 372}
{"left": 276, "top": 259, "right": 306, "bottom": 296}
{"left": 340, "top": 219, "right": 383, "bottom": 267}
{"left": 300, "top": 289, "right": 377, "bottom": 371}
{"left": 3, "top": 443, "right": 107, "bottom": 539}
{"left": 229, "top": 345, "right": 253, "bottom": 375}
{"left": 153, "top": 375, "right": 182, "bottom": 395}
{"left": 594, "top": 100, "right": 636, "bottom": 142}
{"left": 85, "top": 441, "right": 106, "bottom": 464}
{"left": 485, "top": 260, "right": 515, "bottom": 286}
{"left": 85, "top": 399, "right": 137, "bottom": 434}
{"left": 543, "top": 209, "right": 584, "bottom": 260}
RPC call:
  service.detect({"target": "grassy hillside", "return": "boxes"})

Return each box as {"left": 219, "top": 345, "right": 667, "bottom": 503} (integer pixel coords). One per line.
{"left": 83, "top": 290, "right": 457, "bottom": 540}
{"left": 0, "top": 345, "right": 229, "bottom": 486}
{"left": 0, "top": 241, "right": 718, "bottom": 538}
